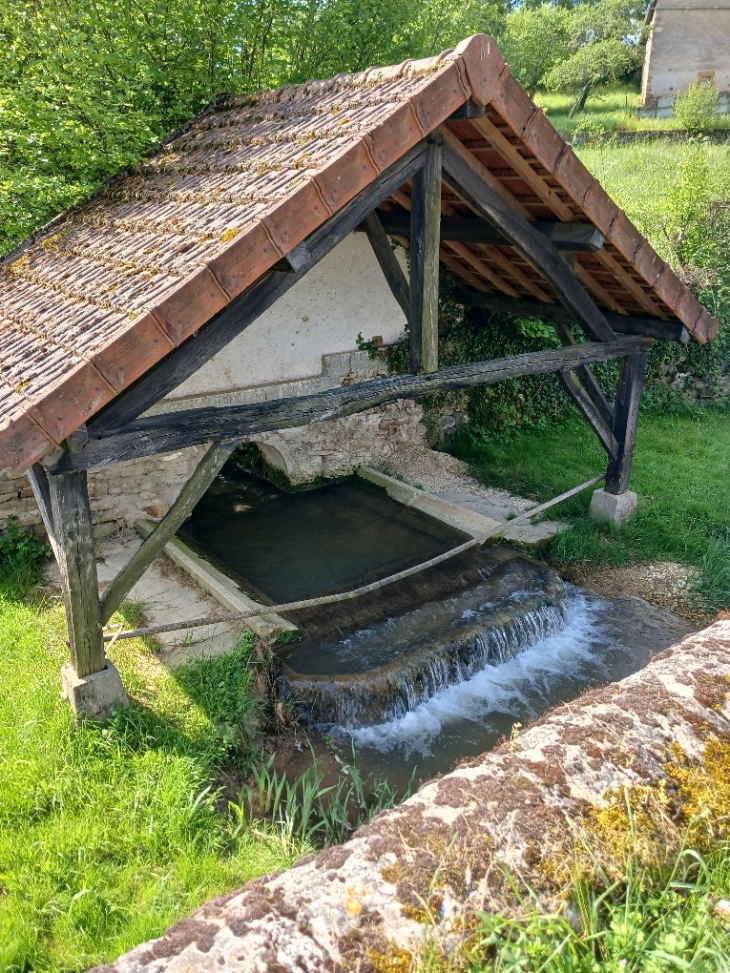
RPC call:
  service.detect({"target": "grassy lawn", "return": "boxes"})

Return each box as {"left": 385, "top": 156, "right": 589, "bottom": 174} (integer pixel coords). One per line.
{"left": 575, "top": 140, "right": 730, "bottom": 254}
{"left": 451, "top": 404, "right": 730, "bottom": 613}
{"left": 0, "top": 575, "right": 302, "bottom": 972}
{"left": 536, "top": 84, "right": 730, "bottom": 137}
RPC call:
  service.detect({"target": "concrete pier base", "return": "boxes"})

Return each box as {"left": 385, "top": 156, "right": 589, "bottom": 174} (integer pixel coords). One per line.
{"left": 61, "top": 661, "right": 129, "bottom": 721}
{"left": 589, "top": 487, "right": 638, "bottom": 525}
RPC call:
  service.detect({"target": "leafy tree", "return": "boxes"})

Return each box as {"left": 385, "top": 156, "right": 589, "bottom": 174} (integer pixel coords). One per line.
{"left": 543, "top": 0, "right": 645, "bottom": 115}
{"left": 501, "top": 5, "right": 572, "bottom": 97}
{"left": 0, "top": 0, "right": 507, "bottom": 255}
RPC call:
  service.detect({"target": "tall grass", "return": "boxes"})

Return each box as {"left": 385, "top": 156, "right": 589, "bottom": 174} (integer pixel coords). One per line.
{"left": 0, "top": 588, "right": 301, "bottom": 971}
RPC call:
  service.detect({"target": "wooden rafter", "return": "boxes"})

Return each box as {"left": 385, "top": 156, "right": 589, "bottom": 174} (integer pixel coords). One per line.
{"left": 441, "top": 137, "right": 616, "bottom": 343}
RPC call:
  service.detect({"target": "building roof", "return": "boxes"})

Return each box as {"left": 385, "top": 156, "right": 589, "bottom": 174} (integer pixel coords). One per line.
{"left": 0, "top": 34, "right": 720, "bottom": 474}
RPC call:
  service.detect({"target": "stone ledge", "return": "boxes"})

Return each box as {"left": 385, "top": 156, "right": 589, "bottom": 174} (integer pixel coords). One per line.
{"left": 94, "top": 620, "right": 730, "bottom": 973}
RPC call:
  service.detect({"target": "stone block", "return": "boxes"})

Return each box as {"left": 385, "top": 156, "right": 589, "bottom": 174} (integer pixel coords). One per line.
{"left": 589, "top": 488, "right": 638, "bottom": 526}
{"left": 61, "top": 661, "right": 129, "bottom": 721}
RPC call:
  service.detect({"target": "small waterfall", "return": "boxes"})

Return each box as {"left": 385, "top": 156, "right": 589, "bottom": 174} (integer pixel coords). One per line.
{"left": 281, "top": 579, "right": 569, "bottom": 729}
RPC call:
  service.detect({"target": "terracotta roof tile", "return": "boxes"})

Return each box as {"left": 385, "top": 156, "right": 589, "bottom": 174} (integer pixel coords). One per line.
{"left": 0, "top": 33, "right": 721, "bottom": 473}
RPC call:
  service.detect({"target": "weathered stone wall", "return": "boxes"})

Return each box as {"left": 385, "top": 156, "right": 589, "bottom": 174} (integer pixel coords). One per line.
{"left": 0, "top": 446, "right": 209, "bottom": 538}
{"left": 641, "top": 0, "right": 730, "bottom": 114}
{"left": 256, "top": 401, "right": 425, "bottom": 486}
{"left": 94, "top": 620, "right": 730, "bottom": 973}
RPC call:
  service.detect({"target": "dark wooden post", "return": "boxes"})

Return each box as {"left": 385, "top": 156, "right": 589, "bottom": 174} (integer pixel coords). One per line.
{"left": 47, "top": 469, "right": 106, "bottom": 677}
{"left": 606, "top": 351, "right": 648, "bottom": 495}
{"left": 410, "top": 136, "right": 442, "bottom": 374}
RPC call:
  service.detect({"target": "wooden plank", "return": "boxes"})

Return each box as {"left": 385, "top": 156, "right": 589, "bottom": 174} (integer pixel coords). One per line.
{"left": 99, "top": 441, "right": 239, "bottom": 624}
{"left": 49, "top": 337, "right": 652, "bottom": 472}
{"left": 410, "top": 137, "right": 442, "bottom": 373}
{"left": 452, "top": 289, "right": 689, "bottom": 342}
{"left": 47, "top": 469, "right": 105, "bottom": 677}
{"left": 361, "top": 212, "right": 410, "bottom": 319}
{"left": 470, "top": 115, "right": 575, "bottom": 222}
{"left": 87, "top": 140, "right": 430, "bottom": 435}
{"left": 574, "top": 261, "right": 627, "bottom": 315}
{"left": 442, "top": 139, "right": 617, "bottom": 344}
{"left": 606, "top": 351, "right": 648, "bottom": 494}
{"left": 595, "top": 250, "right": 667, "bottom": 318}
{"left": 362, "top": 213, "right": 605, "bottom": 251}
{"left": 27, "top": 464, "right": 59, "bottom": 560}
{"left": 558, "top": 369, "right": 618, "bottom": 458}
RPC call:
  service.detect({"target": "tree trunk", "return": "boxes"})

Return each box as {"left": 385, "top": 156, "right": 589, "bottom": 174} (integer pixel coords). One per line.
{"left": 570, "top": 80, "right": 592, "bottom": 117}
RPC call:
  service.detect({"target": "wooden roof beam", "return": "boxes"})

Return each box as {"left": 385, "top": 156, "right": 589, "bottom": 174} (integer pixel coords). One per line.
{"left": 453, "top": 288, "right": 690, "bottom": 342}
{"left": 361, "top": 213, "right": 605, "bottom": 251}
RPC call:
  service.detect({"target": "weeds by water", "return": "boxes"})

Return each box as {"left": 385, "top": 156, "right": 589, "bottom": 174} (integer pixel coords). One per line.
{"left": 235, "top": 745, "right": 411, "bottom": 848}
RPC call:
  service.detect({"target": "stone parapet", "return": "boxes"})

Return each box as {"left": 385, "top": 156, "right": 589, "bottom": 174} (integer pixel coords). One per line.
{"left": 93, "top": 620, "right": 730, "bottom": 973}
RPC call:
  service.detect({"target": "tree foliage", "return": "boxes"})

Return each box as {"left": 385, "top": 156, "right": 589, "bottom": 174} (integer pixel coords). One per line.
{"left": 500, "top": 6, "right": 572, "bottom": 96}
{"left": 542, "top": 0, "right": 645, "bottom": 115}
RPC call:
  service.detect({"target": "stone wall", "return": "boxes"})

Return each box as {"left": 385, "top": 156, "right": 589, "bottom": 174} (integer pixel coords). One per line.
{"left": 93, "top": 620, "right": 730, "bottom": 973}
{"left": 0, "top": 446, "right": 209, "bottom": 538}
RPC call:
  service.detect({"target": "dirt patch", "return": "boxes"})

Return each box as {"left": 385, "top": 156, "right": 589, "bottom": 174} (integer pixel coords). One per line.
{"left": 563, "top": 560, "right": 714, "bottom": 627}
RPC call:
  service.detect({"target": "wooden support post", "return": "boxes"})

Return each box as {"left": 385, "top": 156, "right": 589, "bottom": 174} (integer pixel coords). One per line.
{"left": 410, "top": 136, "right": 442, "bottom": 373}
{"left": 47, "top": 469, "right": 106, "bottom": 677}
{"left": 100, "top": 441, "right": 239, "bottom": 624}
{"left": 606, "top": 351, "right": 648, "bottom": 495}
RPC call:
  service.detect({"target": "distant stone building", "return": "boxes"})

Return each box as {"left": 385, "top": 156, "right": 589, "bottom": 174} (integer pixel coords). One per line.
{"left": 640, "top": 0, "right": 730, "bottom": 118}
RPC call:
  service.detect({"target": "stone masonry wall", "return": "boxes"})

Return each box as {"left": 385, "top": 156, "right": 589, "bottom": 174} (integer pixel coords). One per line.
{"left": 0, "top": 446, "right": 209, "bottom": 539}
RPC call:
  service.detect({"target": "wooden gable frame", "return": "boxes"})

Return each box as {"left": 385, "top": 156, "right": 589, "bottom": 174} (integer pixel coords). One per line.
{"left": 0, "top": 35, "right": 716, "bottom": 711}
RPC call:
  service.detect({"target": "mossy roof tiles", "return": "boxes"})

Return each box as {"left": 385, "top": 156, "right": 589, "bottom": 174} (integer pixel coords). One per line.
{"left": 0, "top": 34, "right": 720, "bottom": 472}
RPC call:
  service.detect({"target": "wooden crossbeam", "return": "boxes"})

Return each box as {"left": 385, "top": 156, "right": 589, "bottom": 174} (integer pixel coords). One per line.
{"left": 99, "top": 441, "right": 240, "bottom": 624}
{"left": 48, "top": 337, "right": 651, "bottom": 473}
{"left": 87, "top": 139, "right": 431, "bottom": 436}
{"left": 359, "top": 213, "right": 605, "bottom": 252}
{"left": 27, "top": 464, "right": 59, "bottom": 561}
{"left": 410, "top": 136, "right": 442, "bottom": 373}
{"left": 441, "top": 137, "right": 617, "bottom": 344}
{"left": 452, "top": 289, "right": 690, "bottom": 343}
{"left": 361, "top": 211, "right": 410, "bottom": 319}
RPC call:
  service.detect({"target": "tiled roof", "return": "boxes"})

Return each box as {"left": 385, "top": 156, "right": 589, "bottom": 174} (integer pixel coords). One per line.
{"left": 0, "top": 34, "right": 720, "bottom": 473}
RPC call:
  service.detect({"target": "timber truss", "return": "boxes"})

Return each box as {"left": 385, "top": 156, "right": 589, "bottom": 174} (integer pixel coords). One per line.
{"left": 31, "top": 127, "right": 674, "bottom": 688}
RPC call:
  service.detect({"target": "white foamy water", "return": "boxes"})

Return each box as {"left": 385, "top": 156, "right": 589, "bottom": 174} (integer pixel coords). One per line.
{"left": 351, "top": 588, "right": 609, "bottom": 758}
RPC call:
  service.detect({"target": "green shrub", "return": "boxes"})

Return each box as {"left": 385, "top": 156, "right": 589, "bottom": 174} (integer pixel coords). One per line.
{"left": 0, "top": 516, "right": 50, "bottom": 588}
{"left": 673, "top": 82, "right": 722, "bottom": 133}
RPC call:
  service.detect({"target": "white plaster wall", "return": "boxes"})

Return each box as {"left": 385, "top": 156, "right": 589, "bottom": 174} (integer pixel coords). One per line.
{"left": 167, "top": 233, "right": 408, "bottom": 400}
{"left": 642, "top": 2, "right": 730, "bottom": 104}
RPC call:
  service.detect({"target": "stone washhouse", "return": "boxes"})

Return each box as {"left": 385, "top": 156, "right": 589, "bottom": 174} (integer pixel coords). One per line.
{"left": 640, "top": 0, "right": 730, "bottom": 118}
{"left": 0, "top": 34, "right": 720, "bottom": 718}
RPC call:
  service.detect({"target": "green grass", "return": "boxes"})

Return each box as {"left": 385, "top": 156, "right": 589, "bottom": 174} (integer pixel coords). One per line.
{"left": 467, "top": 846, "right": 730, "bottom": 971}
{"left": 536, "top": 84, "right": 730, "bottom": 137}
{"left": 574, "top": 139, "right": 730, "bottom": 254}
{"left": 0, "top": 578, "right": 302, "bottom": 972}
{"left": 451, "top": 404, "right": 730, "bottom": 612}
